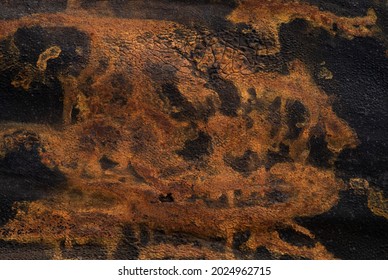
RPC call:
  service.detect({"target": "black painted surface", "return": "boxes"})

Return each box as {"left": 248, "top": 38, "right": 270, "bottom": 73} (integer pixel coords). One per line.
{"left": 113, "top": 225, "right": 140, "bottom": 260}
{"left": 277, "top": 227, "right": 316, "bottom": 248}
{"left": 302, "top": 0, "right": 370, "bottom": 16}
{"left": 297, "top": 190, "right": 388, "bottom": 259}
{"left": 307, "top": 134, "right": 334, "bottom": 168}
{"left": 0, "top": 240, "right": 53, "bottom": 260}
{"left": 109, "top": 0, "right": 238, "bottom": 31}
{"left": 266, "top": 143, "right": 292, "bottom": 170}
{"left": 279, "top": 18, "right": 388, "bottom": 194}
{"left": 0, "top": 0, "right": 67, "bottom": 19}
{"left": 285, "top": 100, "right": 309, "bottom": 140}
{"left": 177, "top": 131, "right": 212, "bottom": 161}
{"left": 206, "top": 68, "right": 241, "bottom": 117}
{"left": 280, "top": 17, "right": 388, "bottom": 259}
{"left": 61, "top": 241, "right": 108, "bottom": 260}
{"left": 0, "top": 26, "right": 90, "bottom": 125}
{"left": 0, "top": 0, "right": 386, "bottom": 260}
{"left": 99, "top": 155, "right": 119, "bottom": 170}
{"left": 0, "top": 131, "right": 67, "bottom": 226}
{"left": 159, "top": 83, "right": 199, "bottom": 121}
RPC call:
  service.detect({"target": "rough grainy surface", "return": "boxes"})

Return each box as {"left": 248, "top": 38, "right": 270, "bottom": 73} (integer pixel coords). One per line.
{"left": 0, "top": 0, "right": 387, "bottom": 260}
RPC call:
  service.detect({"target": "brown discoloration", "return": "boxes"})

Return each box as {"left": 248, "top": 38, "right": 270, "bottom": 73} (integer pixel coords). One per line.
{"left": 0, "top": 0, "right": 383, "bottom": 259}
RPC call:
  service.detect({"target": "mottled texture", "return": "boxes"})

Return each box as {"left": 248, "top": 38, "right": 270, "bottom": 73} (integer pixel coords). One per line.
{"left": 0, "top": 0, "right": 387, "bottom": 260}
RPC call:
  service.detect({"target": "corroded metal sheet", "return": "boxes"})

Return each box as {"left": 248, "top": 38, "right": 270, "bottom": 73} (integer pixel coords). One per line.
{"left": 0, "top": 0, "right": 387, "bottom": 260}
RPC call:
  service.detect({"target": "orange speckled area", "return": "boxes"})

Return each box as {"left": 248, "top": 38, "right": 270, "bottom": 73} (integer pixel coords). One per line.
{"left": 0, "top": 0, "right": 387, "bottom": 260}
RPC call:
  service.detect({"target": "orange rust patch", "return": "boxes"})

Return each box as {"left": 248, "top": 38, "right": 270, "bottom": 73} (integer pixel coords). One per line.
{"left": 0, "top": 0, "right": 382, "bottom": 259}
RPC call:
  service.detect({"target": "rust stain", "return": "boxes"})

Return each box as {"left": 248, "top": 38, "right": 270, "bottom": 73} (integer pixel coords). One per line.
{"left": 0, "top": 0, "right": 385, "bottom": 259}
{"left": 37, "top": 46, "right": 62, "bottom": 72}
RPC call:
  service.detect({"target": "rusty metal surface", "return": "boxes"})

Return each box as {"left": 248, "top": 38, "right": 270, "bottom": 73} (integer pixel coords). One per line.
{"left": 0, "top": 0, "right": 387, "bottom": 259}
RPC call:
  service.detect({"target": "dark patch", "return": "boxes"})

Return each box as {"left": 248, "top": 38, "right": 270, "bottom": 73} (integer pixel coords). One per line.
{"left": 280, "top": 19, "right": 388, "bottom": 195}
{"left": 279, "top": 254, "right": 309, "bottom": 260}
{"left": 0, "top": 67, "right": 63, "bottom": 124}
{"left": 158, "top": 83, "right": 215, "bottom": 122}
{"left": 111, "top": 73, "right": 126, "bottom": 88}
{"left": 232, "top": 230, "right": 251, "bottom": 250}
{"left": 254, "top": 246, "right": 276, "bottom": 260}
{"left": 153, "top": 229, "right": 168, "bottom": 244}
{"left": 336, "top": 143, "right": 388, "bottom": 197}
{"left": 159, "top": 83, "right": 197, "bottom": 121}
{"left": 0, "top": 201, "right": 16, "bottom": 227}
{"left": 234, "top": 191, "right": 265, "bottom": 208}
{"left": 378, "top": 172, "right": 388, "bottom": 195}
{"left": 336, "top": 143, "right": 388, "bottom": 198}
{"left": 277, "top": 227, "right": 316, "bottom": 248}
{"left": 247, "top": 88, "right": 257, "bottom": 98}
{"left": 177, "top": 131, "right": 212, "bottom": 161}
{"left": 96, "top": 58, "right": 109, "bottom": 75}
{"left": 153, "top": 229, "right": 204, "bottom": 247}
{"left": 285, "top": 99, "right": 308, "bottom": 140}
{"left": 206, "top": 68, "right": 241, "bottom": 117}
{"left": 374, "top": 2, "right": 388, "bottom": 43}
{"left": 0, "top": 26, "right": 90, "bottom": 125}
{"left": 234, "top": 189, "right": 242, "bottom": 197}
{"left": 139, "top": 224, "right": 150, "bottom": 246}
{"left": 71, "top": 106, "right": 80, "bottom": 124}
{"left": 61, "top": 241, "right": 107, "bottom": 260}
{"left": 224, "top": 150, "right": 261, "bottom": 175}
{"left": 198, "top": 97, "right": 217, "bottom": 121}
{"left": 186, "top": 194, "right": 199, "bottom": 203}
{"left": 244, "top": 115, "right": 254, "bottom": 129}
{"left": 266, "top": 189, "right": 289, "bottom": 205}
{"left": 145, "top": 62, "right": 177, "bottom": 84}
{"left": 267, "top": 97, "right": 281, "bottom": 138}
{"left": 266, "top": 143, "right": 292, "bottom": 169}
{"left": 0, "top": 240, "right": 53, "bottom": 260}
{"left": 99, "top": 155, "right": 118, "bottom": 170}
{"left": 0, "top": 0, "right": 67, "bottom": 19}
{"left": 209, "top": 194, "right": 229, "bottom": 208}
{"left": 332, "top": 23, "right": 338, "bottom": 32}
{"left": 113, "top": 225, "right": 139, "bottom": 260}
{"left": 301, "top": 0, "right": 371, "bottom": 17}
{"left": 0, "top": 130, "right": 67, "bottom": 226}
{"left": 206, "top": 193, "right": 228, "bottom": 208}
{"left": 297, "top": 190, "right": 388, "bottom": 259}
{"left": 166, "top": 233, "right": 198, "bottom": 247}
{"left": 80, "top": 0, "right": 99, "bottom": 9}
{"left": 308, "top": 134, "right": 334, "bottom": 168}
{"left": 208, "top": 237, "right": 226, "bottom": 253}
{"left": 110, "top": 0, "right": 238, "bottom": 31}
{"left": 13, "top": 26, "right": 90, "bottom": 75}
{"left": 159, "top": 193, "right": 174, "bottom": 203}
{"left": 111, "top": 91, "right": 128, "bottom": 106}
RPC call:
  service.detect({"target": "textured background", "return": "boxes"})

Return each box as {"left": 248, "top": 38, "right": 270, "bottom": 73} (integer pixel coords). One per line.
{"left": 0, "top": 0, "right": 387, "bottom": 259}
